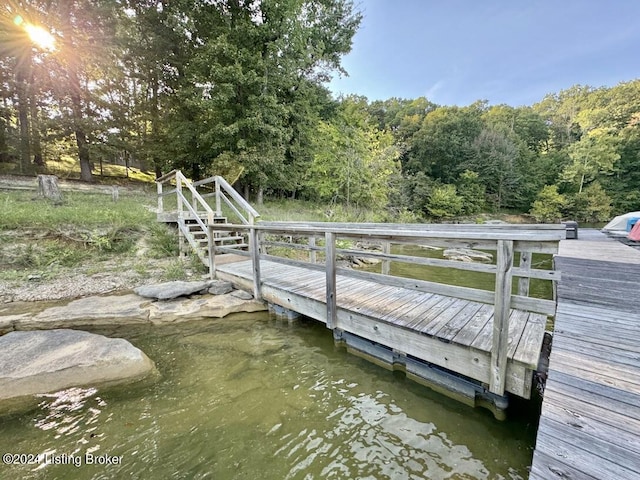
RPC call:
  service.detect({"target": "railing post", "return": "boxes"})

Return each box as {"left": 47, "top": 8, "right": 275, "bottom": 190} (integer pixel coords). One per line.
{"left": 250, "top": 226, "right": 262, "bottom": 300}
{"left": 382, "top": 241, "right": 391, "bottom": 275}
{"left": 176, "top": 174, "right": 183, "bottom": 218}
{"left": 309, "top": 236, "right": 317, "bottom": 263}
{"left": 517, "top": 251, "right": 531, "bottom": 296}
{"left": 490, "top": 239, "right": 514, "bottom": 395}
{"left": 157, "top": 181, "right": 163, "bottom": 217}
{"left": 325, "top": 231, "right": 337, "bottom": 329}
{"left": 215, "top": 177, "right": 221, "bottom": 216}
{"left": 208, "top": 226, "right": 215, "bottom": 280}
{"left": 176, "top": 175, "right": 185, "bottom": 258}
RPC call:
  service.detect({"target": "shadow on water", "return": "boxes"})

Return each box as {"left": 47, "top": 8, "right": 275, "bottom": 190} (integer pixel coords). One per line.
{"left": 0, "top": 312, "right": 540, "bottom": 480}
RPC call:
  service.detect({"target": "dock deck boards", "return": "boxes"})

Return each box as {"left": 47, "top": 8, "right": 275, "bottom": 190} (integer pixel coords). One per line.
{"left": 217, "top": 258, "right": 547, "bottom": 397}
{"left": 530, "top": 231, "right": 640, "bottom": 480}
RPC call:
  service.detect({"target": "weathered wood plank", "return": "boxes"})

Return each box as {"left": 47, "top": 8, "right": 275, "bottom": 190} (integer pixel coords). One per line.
{"left": 512, "top": 313, "right": 546, "bottom": 366}
{"left": 537, "top": 416, "right": 640, "bottom": 477}
{"left": 435, "top": 302, "right": 484, "bottom": 341}
{"left": 452, "top": 305, "right": 494, "bottom": 347}
{"left": 326, "top": 231, "right": 337, "bottom": 329}
{"left": 541, "top": 401, "right": 640, "bottom": 457}
{"left": 545, "top": 373, "right": 640, "bottom": 425}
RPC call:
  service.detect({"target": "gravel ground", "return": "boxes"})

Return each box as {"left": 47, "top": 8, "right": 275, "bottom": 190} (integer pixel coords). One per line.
{"left": 0, "top": 256, "right": 203, "bottom": 303}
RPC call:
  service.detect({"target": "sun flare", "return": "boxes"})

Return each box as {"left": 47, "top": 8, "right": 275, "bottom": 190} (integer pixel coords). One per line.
{"left": 14, "top": 16, "right": 56, "bottom": 51}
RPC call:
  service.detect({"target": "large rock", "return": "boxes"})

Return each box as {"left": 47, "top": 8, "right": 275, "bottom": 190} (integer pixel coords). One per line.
{"left": 208, "top": 280, "right": 233, "bottom": 295}
{"left": 148, "top": 292, "right": 266, "bottom": 323}
{"left": 443, "top": 248, "right": 493, "bottom": 263}
{"left": 15, "top": 294, "right": 150, "bottom": 329}
{"left": 134, "top": 281, "right": 210, "bottom": 300}
{"left": 1, "top": 290, "right": 266, "bottom": 331}
{"left": 0, "top": 329, "right": 156, "bottom": 405}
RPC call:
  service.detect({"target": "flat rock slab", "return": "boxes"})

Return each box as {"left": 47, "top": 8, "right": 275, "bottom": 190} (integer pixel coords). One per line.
{"left": 134, "top": 281, "right": 209, "bottom": 300}
{"left": 15, "top": 294, "right": 150, "bottom": 330}
{"left": 443, "top": 248, "right": 493, "bottom": 263}
{"left": 148, "top": 293, "right": 266, "bottom": 323}
{"left": 2, "top": 291, "right": 267, "bottom": 331}
{"left": 0, "top": 329, "right": 156, "bottom": 404}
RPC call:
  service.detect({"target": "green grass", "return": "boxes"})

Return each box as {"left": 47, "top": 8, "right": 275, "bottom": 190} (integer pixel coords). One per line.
{"left": 0, "top": 190, "right": 155, "bottom": 230}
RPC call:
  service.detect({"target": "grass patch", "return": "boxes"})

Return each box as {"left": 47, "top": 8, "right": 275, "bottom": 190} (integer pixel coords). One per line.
{"left": 0, "top": 190, "right": 155, "bottom": 230}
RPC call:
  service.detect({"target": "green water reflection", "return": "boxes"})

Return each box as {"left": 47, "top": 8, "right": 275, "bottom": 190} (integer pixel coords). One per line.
{"left": 0, "top": 314, "right": 538, "bottom": 479}
{"left": 362, "top": 245, "right": 553, "bottom": 300}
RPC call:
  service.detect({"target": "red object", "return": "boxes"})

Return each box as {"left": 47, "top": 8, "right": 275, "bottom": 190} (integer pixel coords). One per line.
{"left": 629, "top": 221, "right": 640, "bottom": 241}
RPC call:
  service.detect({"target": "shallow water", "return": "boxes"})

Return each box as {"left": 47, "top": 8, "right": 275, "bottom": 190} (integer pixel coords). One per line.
{"left": 0, "top": 313, "right": 538, "bottom": 479}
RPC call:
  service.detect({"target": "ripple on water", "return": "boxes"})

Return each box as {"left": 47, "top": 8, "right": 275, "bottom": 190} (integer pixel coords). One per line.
{"left": 0, "top": 315, "right": 533, "bottom": 479}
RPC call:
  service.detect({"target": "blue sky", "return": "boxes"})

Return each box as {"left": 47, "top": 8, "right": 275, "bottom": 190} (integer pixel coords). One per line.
{"left": 328, "top": 1, "right": 640, "bottom": 107}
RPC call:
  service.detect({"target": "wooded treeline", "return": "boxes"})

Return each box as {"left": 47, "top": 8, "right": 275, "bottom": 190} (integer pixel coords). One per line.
{"left": 1, "top": 1, "right": 638, "bottom": 221}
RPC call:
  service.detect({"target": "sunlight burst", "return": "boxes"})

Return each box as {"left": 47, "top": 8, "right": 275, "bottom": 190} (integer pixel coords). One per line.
{"left": 14, "top": 15, "right": 56, "bottom": 51}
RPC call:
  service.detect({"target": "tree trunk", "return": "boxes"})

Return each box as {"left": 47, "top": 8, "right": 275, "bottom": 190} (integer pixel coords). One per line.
{"left": 16, "top": 66, "right": 31, "bottom": 173}
{"left": 61, "top": 1, "right": 92, "bottom": 183}
{"left": 257, "top": 186, "right": 264, "bottom": 205}
{"left": 29, "top": 82, "right": 44, "bottom": 166}
{"left": 37, "top": 174, "right": 63, "bottom": 203}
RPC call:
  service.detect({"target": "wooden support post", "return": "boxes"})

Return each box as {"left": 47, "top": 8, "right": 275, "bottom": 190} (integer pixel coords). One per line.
{"left": 157, "top": 181, "right": 163, "bottom": 215}
{"left": 325, "top": 232, "right": 337, "bottom": 329}
{"left": 208, "top": 226, "right": 215, "bottom": 280}
{"left": 382, "top": 241, "right": 391, "bottom": 275}
{"left": 250, "top": 226, "right": 262, "bottom": 300}
{"left": 215, "top": 178, "right": 222, "bottom": 216}
{"left": 309, "top": 236, "right": 317, "bottom": 264}
{"left": 176, "top": 175, "right": 183, "bottom": 218}
{"left": 490, "top": 239, "right": 514, "bottom": 395}
{"left": 517, "top": 251, "right": 531, "bottom": 296}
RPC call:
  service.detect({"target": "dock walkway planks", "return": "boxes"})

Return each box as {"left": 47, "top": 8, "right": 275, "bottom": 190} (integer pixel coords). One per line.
{"left": 530, "top": 231, "right": 640, "bottom": 479}
{"left": 216, "top": 258, "right": 547, "bottom": 399}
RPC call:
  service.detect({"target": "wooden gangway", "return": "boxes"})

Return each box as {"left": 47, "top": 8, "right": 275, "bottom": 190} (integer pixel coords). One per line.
{"left": 530, "top": 232, "right": 640, "bottom": 479}
{"left": 210, "top": 221, "right": 564, "bottom": 416}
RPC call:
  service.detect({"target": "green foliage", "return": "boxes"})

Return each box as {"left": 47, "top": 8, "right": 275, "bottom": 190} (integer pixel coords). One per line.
{"left": 561, "top": 133, "right": 620, "bottom": 193}
{"left": 2, "top": 241, "right": 89, "bottom": 270}
{"left": 147, "top": 223, "right": 180, "bottom": 258}
{"left": 457, "top": 170, "right": 485, "bottom": 215}
{"left": 530, "top": 185, "right": 567, "bottom": 223}
{"left": 564, "top": 182, "right": 613, "bottom": 223}
{"left": 426, "top": 184, "right": 463, "bottom": 219}
{"left": 305, "top": 96, "right": 400, "bottom": 210}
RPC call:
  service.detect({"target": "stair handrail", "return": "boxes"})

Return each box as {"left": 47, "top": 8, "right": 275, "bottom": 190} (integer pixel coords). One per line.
{"left": 156, "top": 170, "right": 260, "bottom": 226}
{"left": 214, "top": 175, "right": 260, "bottom": 225}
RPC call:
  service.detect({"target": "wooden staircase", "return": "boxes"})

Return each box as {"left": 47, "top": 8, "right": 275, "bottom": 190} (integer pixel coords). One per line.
{"left": 180, "top": 216, "right": 249, "bottom": 265}
{"left": 156, "top": 170, "right": 260, "bottom": 276}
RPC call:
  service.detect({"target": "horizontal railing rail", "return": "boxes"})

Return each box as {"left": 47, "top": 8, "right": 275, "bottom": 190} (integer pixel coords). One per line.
{"left": 209, "top": 221, "right": 564, "bottom": 396}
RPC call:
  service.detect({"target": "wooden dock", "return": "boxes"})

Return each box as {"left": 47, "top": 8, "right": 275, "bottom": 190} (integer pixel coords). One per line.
{"left": 209, "top": 221, "right": 564, "bottom": 416}
{"left": 530, "top": 231, "right": 640, "bottom": 479}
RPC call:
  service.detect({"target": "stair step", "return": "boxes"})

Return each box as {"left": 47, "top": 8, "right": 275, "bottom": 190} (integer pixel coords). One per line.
{"left": 214, "top": 236, "right": 245, "bottom": 243}
{"left": 218, "top": 243, "right": 249, "bottom": 250}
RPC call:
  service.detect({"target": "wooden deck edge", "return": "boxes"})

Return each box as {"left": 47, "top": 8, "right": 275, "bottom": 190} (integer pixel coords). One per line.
{"left": 216, "top": 269, "right": 537, "bottom": 399}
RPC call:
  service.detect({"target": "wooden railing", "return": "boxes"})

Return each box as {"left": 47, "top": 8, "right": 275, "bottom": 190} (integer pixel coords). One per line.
{"left": 209, "top": 221, "right": 565, "bottom": 396}
{"left": 156, "top": 170, "right": 260, "bottom": 270}
{"left": 156, "top": 170, "right": 260, "bottom": 225}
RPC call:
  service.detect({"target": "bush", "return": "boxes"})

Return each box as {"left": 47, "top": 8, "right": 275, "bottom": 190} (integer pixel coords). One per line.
{"left": 564, "top": 182, "right": 612, "bottom": 222}
{"left": 530, "top": 185, "right": 566, "bottom": 222}
{"left": 427, "top": 184, "right": 463, "bottom": 219}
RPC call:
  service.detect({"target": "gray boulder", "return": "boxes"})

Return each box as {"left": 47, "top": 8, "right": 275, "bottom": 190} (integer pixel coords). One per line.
{"left": 443, "top": 248, "right": 493, "bottom": 263}
{"left": 134, "top": 281, "right": 209, "bottom": 300}
{"left": 231, "top": 290, "right": 254, "bottom": 300}
{"left": 208, "top": 280, "right": 234, "bottom": 295}
{"left": 0, "top": 329, "right": 156, "bottom": 405}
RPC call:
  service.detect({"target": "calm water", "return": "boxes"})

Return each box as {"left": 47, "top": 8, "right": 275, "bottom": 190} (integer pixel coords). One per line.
{"left": 364, "top": 245, "right": 553, "bottom": 301}
{"left": 0, "top": 313, "right": 539, "bottom": 480}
